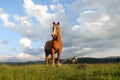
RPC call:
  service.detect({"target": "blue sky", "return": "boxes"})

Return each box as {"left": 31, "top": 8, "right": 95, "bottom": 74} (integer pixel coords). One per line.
{"left": 0, "top": 0, "right": 120, "bottom": 62}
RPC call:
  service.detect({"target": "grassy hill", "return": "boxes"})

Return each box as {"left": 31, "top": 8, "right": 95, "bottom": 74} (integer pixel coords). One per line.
{"left": 0, "top": 63, "right": 120, "bottom": 80}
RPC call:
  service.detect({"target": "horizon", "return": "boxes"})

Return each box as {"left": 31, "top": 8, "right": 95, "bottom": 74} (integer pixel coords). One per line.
{"left": 1, "top": 56, "right": 120, "bottom": 62}
{"left": 0, "top": 0, "right": 120, "bottom": 62}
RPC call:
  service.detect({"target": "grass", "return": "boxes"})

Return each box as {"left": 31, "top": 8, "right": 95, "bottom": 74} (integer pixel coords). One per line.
{"left": 0, "top": 63, "right": 120, "bottom": 80}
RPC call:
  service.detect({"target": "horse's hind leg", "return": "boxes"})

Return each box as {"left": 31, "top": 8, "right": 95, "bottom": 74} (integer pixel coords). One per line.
{"left": 45, "top": 54, "right": 49, "bottom": 66}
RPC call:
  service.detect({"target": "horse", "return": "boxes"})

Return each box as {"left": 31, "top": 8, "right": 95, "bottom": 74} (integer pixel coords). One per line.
{"left": 44, "top": 22, "right": 62, "bottom": 66}
{"left": 66, "top": 56, "right": 77, "bottom": 64}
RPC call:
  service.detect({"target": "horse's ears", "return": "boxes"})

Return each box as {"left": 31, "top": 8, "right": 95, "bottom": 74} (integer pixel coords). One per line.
{"left": 53, "top": 22, "right": 55, "bottom": 25}
{"left": 57, "top": 22, "right": 60, "bottom": 25}
{"left": 53, "top": 22, "right": 60, "bottom": 25}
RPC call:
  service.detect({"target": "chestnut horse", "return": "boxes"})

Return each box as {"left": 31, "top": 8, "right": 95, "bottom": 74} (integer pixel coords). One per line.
{"left": 44, "top": 22, "right": 62, "bottom": 66}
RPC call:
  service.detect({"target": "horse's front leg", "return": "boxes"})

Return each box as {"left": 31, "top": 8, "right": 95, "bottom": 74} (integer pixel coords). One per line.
{"left": 51, "top": 49, "right": 55, "bottom": 66}
{"left": 57, "top": 52, "right": 62, "bottom": 66}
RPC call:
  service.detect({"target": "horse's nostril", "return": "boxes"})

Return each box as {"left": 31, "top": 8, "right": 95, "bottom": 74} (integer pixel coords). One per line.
{"left": 52, "top": 34, "right": 57, "bottom": 39}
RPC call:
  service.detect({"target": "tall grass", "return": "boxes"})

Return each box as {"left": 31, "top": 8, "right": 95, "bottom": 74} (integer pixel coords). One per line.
{"left": 0, "top": 63, "right": 120, "bottom": 80}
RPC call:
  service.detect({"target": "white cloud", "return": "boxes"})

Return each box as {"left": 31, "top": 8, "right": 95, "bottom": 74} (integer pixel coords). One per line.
{"left": 13, "top": 15, "right": 39, "bottom": 38}
{"left": 20, "top": 38, "right": 44, "bottom": 58}
{"left": 0, "top": 53, "right": 41, "bottom": 62}
{"left": 62, "top": 0, "right": 120, "bottom": 58}
{"left": 0, "top": 8, "right": 38, "bottom": 38}
{"left": 23, "top": 0, "right": 54, "bottom": 26}
{"left": 16, "top": 52, "right": 40, "bottom": 61}
{"left": 20, "top": 37, "right": 31, "bottom": 48}
{"left": 82, "top": 47, "right": 92, "bottom": 51}
{"left": 0, "top": 55, "right": 12, "bottom": 61}
{"left": 72, "top": 25, "right": 80, "bottom": 31}
{"left": 14, "top": 15, "right": 32, "bottom": 26}
{"left": 51, "top": 1, "right": 64, "bottom": 12}
{"left": 0, "top": 0, "right": 120, "bottom": 62}
{"left": 50, "top": 5, "right": 55, "bottom": 10}
{"left": 83, "top": 10, "right": 95, "bottom": 14}
{"left": 16, "top": 52, "right": 31, "bottom": 59}
{"left": 82, "top": 48, "right": 120, "bottom": 58}
{"left": 100, "top": 14, "right": 110, "bottom": 22}
{"left": 0, "top": 8, "right": 15, "bottom": 28}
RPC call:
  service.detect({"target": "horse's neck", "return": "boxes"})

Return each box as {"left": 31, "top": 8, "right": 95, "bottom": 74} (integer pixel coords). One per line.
{"left": 58, "top": 33, "right": 62, "bottom": 41}
{"left": 54, "top": 31, "right": 62, "bottom": 42}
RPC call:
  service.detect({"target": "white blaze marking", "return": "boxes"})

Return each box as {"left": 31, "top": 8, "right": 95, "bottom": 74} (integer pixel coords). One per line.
{"left": 53, "top": 27, "right": 56, "bottom": 35}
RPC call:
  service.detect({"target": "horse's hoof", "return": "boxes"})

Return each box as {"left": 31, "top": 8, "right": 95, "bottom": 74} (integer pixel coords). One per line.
{"left": 58, "top": 63, "right": 62, "bottom": 66}
{"left": 52, "top": 63, "right": 55, "bottom": 66}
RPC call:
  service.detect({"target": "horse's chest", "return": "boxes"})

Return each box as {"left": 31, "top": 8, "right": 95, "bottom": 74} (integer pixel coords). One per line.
{"left": 53, "top": 42, "right": 61, "bottom": 50}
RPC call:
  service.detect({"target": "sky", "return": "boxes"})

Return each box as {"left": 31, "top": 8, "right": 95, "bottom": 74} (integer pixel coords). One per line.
{"left": 0, "top": 0, "right": 120, "bottom": 62}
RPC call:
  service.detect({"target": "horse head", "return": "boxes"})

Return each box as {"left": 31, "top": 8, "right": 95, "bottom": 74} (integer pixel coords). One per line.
{"left": 52, "top": 22, "right": 60, "bottom": 40}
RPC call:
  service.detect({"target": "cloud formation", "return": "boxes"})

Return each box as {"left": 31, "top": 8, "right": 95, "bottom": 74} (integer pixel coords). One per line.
{"left": 64, "top": 0, "right": 120, "bottom": 57}
{"left": 0, "top": 0, "right": 120, "bottom": 61}
{"left": 20, "top": 38, "right": 31, "bottom": 48}
{"left": 19, "top": 37, "right": 44, "bottom": 61}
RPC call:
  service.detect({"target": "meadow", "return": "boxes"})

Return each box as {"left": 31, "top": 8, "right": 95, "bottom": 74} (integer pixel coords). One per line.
{"left": 0, "top": 63, "right": 120, "bottom": 80}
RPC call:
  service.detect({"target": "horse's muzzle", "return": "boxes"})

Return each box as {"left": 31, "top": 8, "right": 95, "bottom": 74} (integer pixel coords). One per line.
{"left": 52, "top": 34, "right": 57, "bottom": 39}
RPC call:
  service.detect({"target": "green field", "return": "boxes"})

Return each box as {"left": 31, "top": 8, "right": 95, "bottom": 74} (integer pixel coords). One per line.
{"left": 0, "top": 63, "right": 120, "bottom": 80}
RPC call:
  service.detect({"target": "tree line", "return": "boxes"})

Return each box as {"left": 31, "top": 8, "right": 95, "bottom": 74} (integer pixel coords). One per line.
{"left": 0, "top": 57, "right": 120, "bottom": 65}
